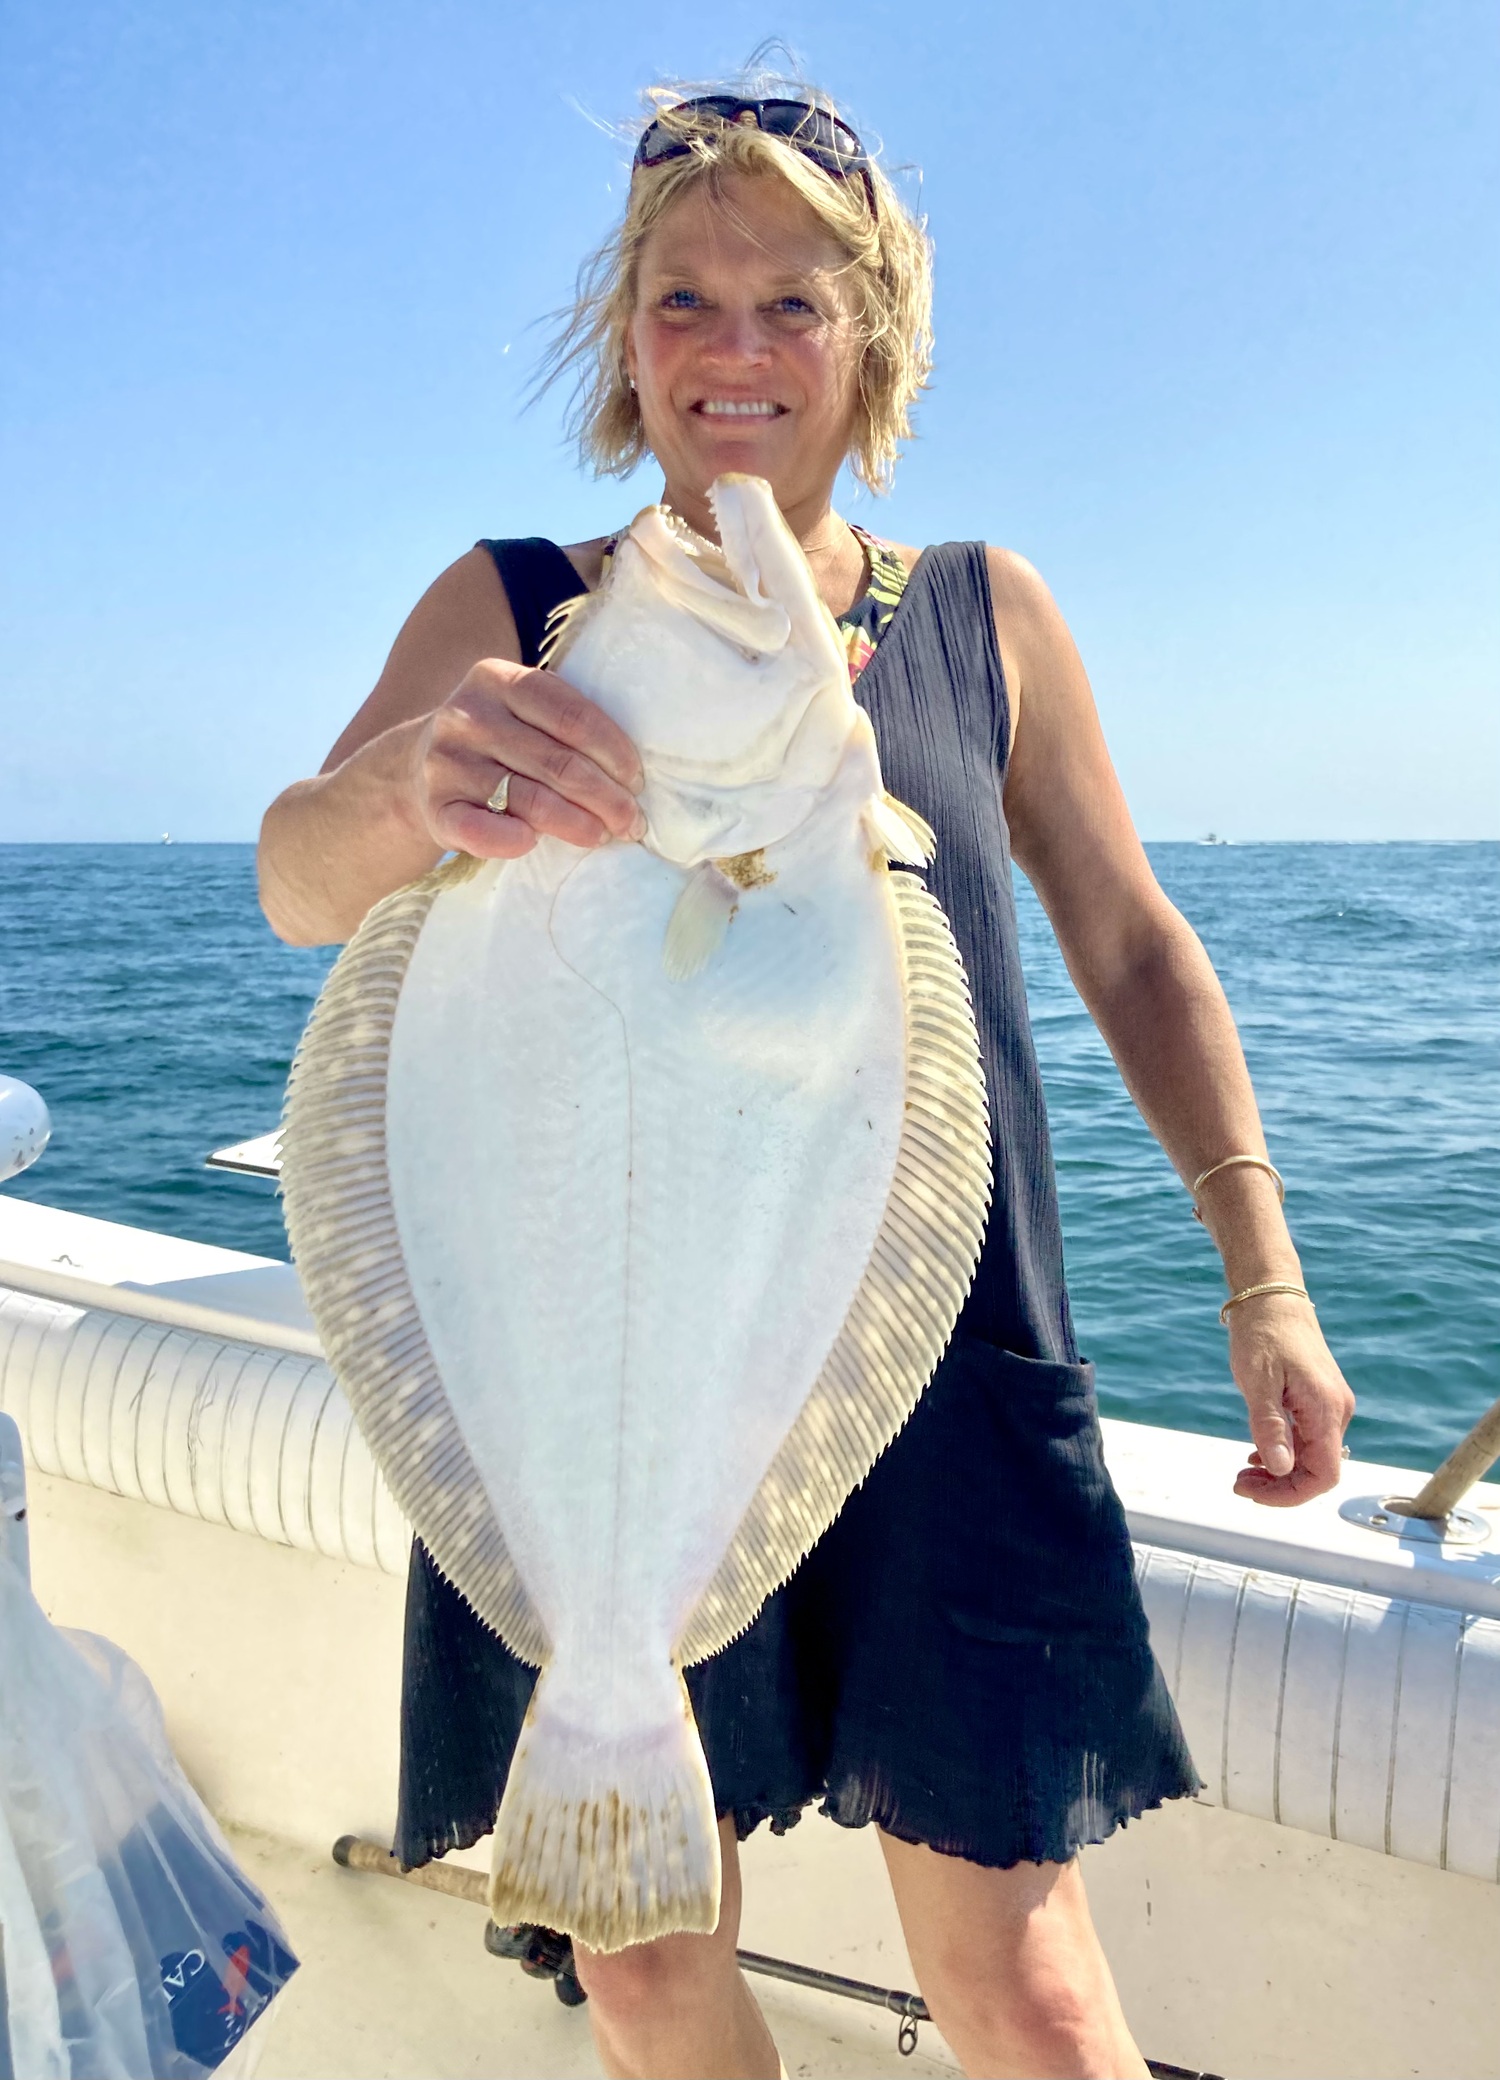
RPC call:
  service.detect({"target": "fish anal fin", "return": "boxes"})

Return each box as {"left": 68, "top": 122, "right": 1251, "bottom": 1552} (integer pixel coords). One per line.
{"left": 663, "top": 864, "right": 740, "bottom": 980}
{"left": 676, "top": 872, "right": 991, "bottom": 1665}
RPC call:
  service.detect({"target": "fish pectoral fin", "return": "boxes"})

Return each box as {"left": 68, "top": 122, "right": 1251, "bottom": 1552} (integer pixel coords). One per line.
{"left": 663, "top": 864, "right": 740, "bottom": 980}
{"left": 863, "top": 792, "right": 935, "bottom": 868}
{"left": 538, "top": 590, "right": 599, "bottom": 670}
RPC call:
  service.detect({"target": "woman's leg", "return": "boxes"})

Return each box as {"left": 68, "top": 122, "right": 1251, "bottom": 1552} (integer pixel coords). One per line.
{"left": 880, "top": 1831, "right": 1147, "bottom": 2080}
{"left": 571, "top": 1817, "right": 780, "bottom": 2080}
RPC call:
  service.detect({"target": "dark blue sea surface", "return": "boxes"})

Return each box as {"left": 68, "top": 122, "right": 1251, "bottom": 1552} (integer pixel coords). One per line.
{"left": 1, "top": 842, "right": 1496, "bottom": 1472}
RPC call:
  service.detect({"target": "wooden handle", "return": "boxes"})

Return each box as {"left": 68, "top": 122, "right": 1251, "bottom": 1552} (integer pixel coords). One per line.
{"left": 332, "top": 1834, "right": 489, "bottom": 1905}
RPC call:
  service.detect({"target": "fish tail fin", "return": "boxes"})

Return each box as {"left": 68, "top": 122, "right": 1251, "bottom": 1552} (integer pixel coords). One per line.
{"left": 488, "top": 1664, "right": 721, "bottom": 1952}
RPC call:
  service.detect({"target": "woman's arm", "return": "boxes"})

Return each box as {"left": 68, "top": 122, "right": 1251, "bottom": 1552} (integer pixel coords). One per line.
{"left": 257, "top": 545, "right": 644, "bottom": 947}
{"left": 990, "top": 548, "right": 1355, "bottom": 1506}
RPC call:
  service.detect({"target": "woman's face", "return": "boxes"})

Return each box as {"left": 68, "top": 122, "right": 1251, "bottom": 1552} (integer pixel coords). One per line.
{"left": 626, "top": 171, "right": 864, "bottom": 529}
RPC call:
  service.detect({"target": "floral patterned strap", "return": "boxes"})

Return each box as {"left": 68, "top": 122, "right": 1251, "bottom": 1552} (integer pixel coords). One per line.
{"left": 839, "top": 525, "right": 910, "bottom": 685}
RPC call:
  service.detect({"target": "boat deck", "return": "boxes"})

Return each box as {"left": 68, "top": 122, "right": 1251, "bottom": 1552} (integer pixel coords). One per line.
{"left": 231, "top": 1821, "right": 960, "bottom": 2079}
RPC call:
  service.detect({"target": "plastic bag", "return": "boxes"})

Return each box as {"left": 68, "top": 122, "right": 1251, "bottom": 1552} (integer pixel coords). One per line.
{"left": 0, "top": 1528, "right": 299, "bottom": 2077}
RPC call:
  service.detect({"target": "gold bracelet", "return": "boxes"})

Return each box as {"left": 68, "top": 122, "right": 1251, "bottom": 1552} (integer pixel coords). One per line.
{"left": 1191, "top": 1154, "right": 1285, "bottom": 1224}
{"left": 1219, "top": 1281, "right": 1314, "bottom": 1325}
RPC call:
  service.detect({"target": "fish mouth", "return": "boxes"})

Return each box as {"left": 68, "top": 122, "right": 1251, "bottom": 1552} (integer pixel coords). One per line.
{"left": 692, "top": 400, "right": 789, "bottom": 420}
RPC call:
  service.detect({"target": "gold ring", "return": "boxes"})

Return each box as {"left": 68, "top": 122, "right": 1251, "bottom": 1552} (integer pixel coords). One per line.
{"left": 486, "top": 773, "right": 512, "bottom": 816}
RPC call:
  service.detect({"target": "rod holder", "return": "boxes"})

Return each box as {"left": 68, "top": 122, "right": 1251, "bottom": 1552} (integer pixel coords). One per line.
{"left": 1402, "top": 1394, "right": 1500, "bottom": 1523}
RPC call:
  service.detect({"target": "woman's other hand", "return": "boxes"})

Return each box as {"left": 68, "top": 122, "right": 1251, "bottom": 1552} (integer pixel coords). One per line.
{"left": 994, "top": 546, "right": 1357, "bottom": 1510}
{"left": 1228, "top": 1298, "right": 1356, "bottom": 1506}
{"left": 410, "top": 657, "right": 646, "bottom": 862}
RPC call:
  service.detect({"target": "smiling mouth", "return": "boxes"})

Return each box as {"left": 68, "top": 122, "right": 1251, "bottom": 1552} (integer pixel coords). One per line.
{"left": 693, "top": 400, "right": 787, "bottom": 419}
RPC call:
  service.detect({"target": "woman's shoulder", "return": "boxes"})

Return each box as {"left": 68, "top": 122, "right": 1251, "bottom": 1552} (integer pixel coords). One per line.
{"left": 980, "top": 546, "right": 1074, "bottom": 667}
{"left": 468, "top": 533, "right": 614, "bottom": 594}
{"left": 881, "top": 537, "right": 1051, "bottom": 608}
{"left": 318, "top": 533, "right": 612, "bottom": 774}
{"left": 892, "top": 539, "right": 1062, "bottom": 656}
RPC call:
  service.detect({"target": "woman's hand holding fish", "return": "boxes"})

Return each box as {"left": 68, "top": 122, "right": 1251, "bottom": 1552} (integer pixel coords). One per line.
{"left": 413, "top": 657, "right": 647, "bottom": 861}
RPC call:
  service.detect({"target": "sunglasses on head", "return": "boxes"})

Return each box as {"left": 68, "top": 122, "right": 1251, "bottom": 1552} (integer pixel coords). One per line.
{"left": 633, "top": 96, "right": 878, "bottom": 218}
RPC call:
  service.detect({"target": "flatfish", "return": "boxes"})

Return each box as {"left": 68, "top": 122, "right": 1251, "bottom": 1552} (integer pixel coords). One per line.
{"left": 280, "top": 475, "right": 991, "bottom": 1950}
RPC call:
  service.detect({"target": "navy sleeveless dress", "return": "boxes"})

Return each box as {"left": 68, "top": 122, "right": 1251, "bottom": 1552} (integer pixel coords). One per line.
{"left": 393, "top": 535, "right": 1199, "bottom": 1873}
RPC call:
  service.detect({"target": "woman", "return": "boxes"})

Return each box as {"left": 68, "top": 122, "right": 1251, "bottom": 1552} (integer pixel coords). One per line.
{"left": 259, "top": 85, "right": 1354, "bottom": 2080}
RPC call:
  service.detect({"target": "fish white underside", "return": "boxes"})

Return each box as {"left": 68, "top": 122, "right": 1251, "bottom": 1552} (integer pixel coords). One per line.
{"left": 284, "top": 843, "right": 988, "bottom": 1947}
{"left": 387, "top": 822, "right": 906, "bottom": 1706}
{"left": 281, "top": 475, "right": 992, "bottom": 1951}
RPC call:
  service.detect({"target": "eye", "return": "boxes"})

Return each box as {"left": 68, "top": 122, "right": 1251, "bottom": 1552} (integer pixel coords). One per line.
{"left": 659, "top": 288, "right": 703, "bottom": 311}
{"left": 773, "top": 295, "right": 818, "bottom": 316}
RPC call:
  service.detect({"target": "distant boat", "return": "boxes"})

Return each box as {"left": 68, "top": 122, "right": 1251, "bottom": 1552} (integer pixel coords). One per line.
{"left": 1201, "top": 832, "right": 1230, "bottom": 845}
{"left": 161, "top": 833, "right": 173, "bottom": 845}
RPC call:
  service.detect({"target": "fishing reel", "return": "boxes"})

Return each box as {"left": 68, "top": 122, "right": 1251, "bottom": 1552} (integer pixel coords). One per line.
{"left": 484, "top": 1920, "right": 588, "bottom": 2007}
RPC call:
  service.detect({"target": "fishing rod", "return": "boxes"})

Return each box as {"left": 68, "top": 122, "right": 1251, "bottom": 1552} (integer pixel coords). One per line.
{"left": 333, "top": 1835, "right": 1222, "bottom": 2075}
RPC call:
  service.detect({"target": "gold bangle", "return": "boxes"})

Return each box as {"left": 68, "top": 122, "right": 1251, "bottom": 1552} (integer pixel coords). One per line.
{"left": 1219, "top": 1281, "right": 1314, "bottom": 1325}
{"left": 1191, "top": 1154, "right": 1285, "bottom": 1224}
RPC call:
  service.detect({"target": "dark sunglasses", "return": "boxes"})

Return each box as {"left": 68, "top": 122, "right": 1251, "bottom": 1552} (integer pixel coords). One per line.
{"left": 633, "top": 96, "right": 877, "bottom": 218}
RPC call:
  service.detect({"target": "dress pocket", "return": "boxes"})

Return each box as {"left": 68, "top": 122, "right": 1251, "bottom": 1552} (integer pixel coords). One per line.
{"left": 931, "top": 1333, "right": 1147, "bottom": 1648}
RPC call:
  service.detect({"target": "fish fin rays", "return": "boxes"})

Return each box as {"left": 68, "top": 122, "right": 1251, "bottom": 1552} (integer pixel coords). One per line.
{"left": 663, "top": 864, "right": 740, "bottom": 979}
{"left": 863, "top": 792, "right": 936, "bottom": 867}
{"left": 279, "top": 860, "right": 549, "bottom": 1669}
{"left": 488, "top": 1666, "right": 720, "bottom": 1950}
{"left": 539, "top": 590, "right": 601, "bottom": 671}
{"left": 432, "top": 849, "right": 490, "bottom": 888}
{"left": 677, "top": 872, "right": 991, "bottom": 1665}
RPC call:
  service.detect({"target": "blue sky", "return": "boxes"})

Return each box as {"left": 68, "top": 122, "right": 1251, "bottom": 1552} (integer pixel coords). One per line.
{"left": 3, "top": 0, "right": 1496, "bottom": 842}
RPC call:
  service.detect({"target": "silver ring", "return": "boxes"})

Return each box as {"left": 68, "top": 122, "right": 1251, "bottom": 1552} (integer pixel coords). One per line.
{"left": 486, "top": 772, "right": 512, "bottom": 816}
{"left": 1341, "top": 1445, "right": 1351, "bottom": 1459}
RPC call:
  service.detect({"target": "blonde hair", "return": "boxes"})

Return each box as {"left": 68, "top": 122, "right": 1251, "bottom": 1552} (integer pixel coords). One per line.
{"left": 539, "top": 80, "right": 934, "bottom": 494}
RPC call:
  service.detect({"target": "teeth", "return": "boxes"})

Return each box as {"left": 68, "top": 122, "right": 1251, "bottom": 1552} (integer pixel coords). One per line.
{"left": 699, "top": 401, "right": 781, "bottom": 418}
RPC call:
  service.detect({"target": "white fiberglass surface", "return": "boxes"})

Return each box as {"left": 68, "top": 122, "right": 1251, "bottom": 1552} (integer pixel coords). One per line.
{"left": 384, "top": 816, "right": 905, "bottom": 1718}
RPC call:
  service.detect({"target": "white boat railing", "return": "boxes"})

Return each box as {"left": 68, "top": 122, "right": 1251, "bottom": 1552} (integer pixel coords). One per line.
{"left": 0, "top": 1254, "right": 321, "bottom": 1358}
{"left": 0, "top": 1283, "right": 407, "bottom": 1574}
{"left": 1, "top": 1229, "right": 1498, "bottom": 1886}
{"left": 1135, "top": 1546, "right": 1500, "bottom": 1881}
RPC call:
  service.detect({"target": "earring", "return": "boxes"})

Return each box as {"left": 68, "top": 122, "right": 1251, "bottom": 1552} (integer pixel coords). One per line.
{"left": 628, "top": 377, "right": 637, "bottom": 393}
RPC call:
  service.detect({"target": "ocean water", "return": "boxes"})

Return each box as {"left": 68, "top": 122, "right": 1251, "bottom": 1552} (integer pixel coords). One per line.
{"left": 1, "top": 841, "right": 1496, "bottom": 1473}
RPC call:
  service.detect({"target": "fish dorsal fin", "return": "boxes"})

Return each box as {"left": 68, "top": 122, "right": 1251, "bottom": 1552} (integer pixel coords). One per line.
{"left": 279, "top": 861, "right": 550, "bottom": 1671}
{"left": 539, "top": 590, "right": 601, "bottom": 672}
